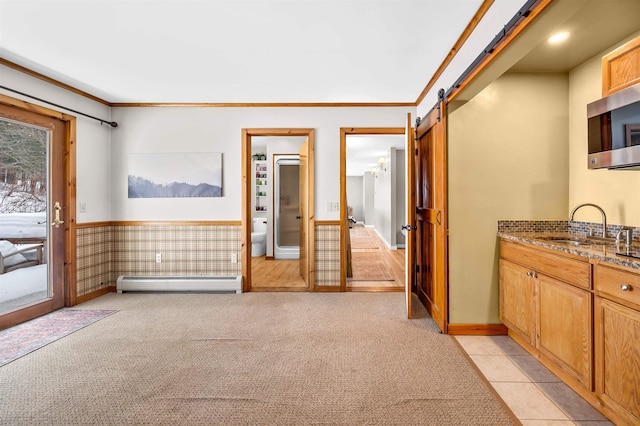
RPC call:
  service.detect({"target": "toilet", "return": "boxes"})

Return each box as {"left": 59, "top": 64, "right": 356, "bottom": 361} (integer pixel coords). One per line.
{"left": 251, "top": 217, "right": 267, "bottom": 257}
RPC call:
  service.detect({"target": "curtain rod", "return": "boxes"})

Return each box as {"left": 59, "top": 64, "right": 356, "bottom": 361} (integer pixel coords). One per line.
{"left": 0, "top": 85, "right": 118, "bottom": 127}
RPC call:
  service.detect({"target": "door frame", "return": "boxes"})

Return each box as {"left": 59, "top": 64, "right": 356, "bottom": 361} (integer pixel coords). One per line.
{"left": 0, "top": 93, "right": 77, "bottom": 328}
{"left": 241, "top": 128, "right": 315, "bottom": 292}
{"left": 339, "top": 127, "right": 405, "bottom": 292}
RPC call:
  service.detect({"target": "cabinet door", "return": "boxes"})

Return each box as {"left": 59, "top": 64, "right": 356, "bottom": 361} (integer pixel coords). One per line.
{"left": 500, "top": 259, "right": 535, "bottom": 346}
{"left": 595, "top": 297, "right": 640, "bottom": 425}
{"left": 537, "top": 274, "right": 592, "bottom": 389}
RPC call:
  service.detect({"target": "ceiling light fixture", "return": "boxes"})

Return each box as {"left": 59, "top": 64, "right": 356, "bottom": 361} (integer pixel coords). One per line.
{"left": 548, "top": 31, "right": 570, "bottom": 44}
{"left": 377, "top": 157, "right": 387, "bottom": 172}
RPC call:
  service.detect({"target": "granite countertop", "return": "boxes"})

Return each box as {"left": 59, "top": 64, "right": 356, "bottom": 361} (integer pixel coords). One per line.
{"left": 497, "top": 231, "right": 640, "bottom": 271}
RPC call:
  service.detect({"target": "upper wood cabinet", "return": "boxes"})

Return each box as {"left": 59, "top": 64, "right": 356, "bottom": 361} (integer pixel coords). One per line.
{"left": 602, "top": 35, "right": 640, "bottom": 97}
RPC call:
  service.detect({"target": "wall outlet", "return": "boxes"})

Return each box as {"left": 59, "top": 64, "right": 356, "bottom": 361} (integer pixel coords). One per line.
{"left": 231, "top": 253, "right": 237, "bottom": 263}
{"left": 155, "top": 253, "right": 162, "bottom": 263}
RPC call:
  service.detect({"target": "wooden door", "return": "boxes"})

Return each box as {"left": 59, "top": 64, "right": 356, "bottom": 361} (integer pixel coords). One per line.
{"left": 299, "top": 139, "right": 309, "bottom": 284}
{"left": 0, "top": 104, "right": 67, "bottom": 329}
{"left": 404, "top": 113, "right": 415, "bottom": 318}
{"left": 537, "top": 273, "right": 592, "bottom": 389}
{"left": 415, "top": 100, "right": 448, "bottom": 332}
{"left": 499, "top": 259, "right": 535, "bottom": 346}
{"left": 595, "top": 297, "right": 640, "bottom": 425}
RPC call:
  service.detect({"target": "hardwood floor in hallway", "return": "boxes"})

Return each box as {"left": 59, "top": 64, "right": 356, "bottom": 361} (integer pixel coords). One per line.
{"left": 251, "top": 256, "right": 307, "bottom": 290}
{"left": 348, "top": 225, "right": 404, "bottom": 292}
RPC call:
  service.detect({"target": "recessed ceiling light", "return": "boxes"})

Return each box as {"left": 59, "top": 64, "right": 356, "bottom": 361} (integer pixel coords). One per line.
{"left": 548, "top": 31, "right": 570, "bottom": 44}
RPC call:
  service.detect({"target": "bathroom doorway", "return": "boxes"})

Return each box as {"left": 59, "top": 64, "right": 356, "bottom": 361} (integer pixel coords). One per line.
{"left": 241, "top": 129, "right": 315, "bottom": 292}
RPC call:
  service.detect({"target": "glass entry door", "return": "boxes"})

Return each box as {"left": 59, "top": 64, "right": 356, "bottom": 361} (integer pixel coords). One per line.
{"left": 0, "top": 105, "right": 66, "bottom": 329}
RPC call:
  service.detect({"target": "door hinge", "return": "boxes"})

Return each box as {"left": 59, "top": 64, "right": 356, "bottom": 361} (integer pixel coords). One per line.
{"left": 415, "top": 264, "right": 420, "bottom": 273}
{"left": 415, "top": 148, "right": 418, "bottom": 156}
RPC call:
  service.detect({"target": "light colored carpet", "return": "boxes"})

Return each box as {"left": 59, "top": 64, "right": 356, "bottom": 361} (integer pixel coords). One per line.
{"left": 0, "top": 292, "right": 517, "bottom": 425}
{"left": 350, "top": 252, "right": 395, "bottom": 281}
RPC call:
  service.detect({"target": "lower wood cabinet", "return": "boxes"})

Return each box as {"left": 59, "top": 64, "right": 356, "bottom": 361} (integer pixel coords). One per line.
{"left": 500, "top": 239, "right": 640, "bottom": 425}
{"left": 499, "top": 240, "right": 592, "bottom": 390}
{"left": 594, "top": 265, "right": 640, "bottom": 425}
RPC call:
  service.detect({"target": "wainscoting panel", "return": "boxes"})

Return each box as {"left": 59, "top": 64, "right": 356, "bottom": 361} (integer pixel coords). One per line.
{"left": 314, "top": 223, "right": 340, "bottom": 287}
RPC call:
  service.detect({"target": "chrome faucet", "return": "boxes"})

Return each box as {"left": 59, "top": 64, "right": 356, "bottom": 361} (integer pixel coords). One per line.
{"left": 569, "top": 203, "right": 607, "bottom": 238}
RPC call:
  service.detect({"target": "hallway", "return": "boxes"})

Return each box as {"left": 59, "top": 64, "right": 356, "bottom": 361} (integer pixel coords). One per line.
{"left": 348, "top": 225, "right": 404, "bottom": 291}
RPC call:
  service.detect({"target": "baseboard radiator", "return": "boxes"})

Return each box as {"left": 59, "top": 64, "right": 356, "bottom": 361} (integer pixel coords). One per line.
{"left": 116, "top": 276, "right": 242, "bottom": 294}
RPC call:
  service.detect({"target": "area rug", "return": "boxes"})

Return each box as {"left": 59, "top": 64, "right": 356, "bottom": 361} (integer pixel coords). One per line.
{"left": 350, "top": 251, "right": 395, "bottom": 281}
{"left": 0, "top": 308, "right": 117, "bottom": 367}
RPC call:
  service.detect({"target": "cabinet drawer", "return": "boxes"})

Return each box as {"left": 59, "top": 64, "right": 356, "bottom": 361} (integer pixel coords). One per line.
{"left": 500, "top": 240, "right": 591, "bottom": 289}
{"left": 594, "top": 264, "right": 640, "bottom": 309}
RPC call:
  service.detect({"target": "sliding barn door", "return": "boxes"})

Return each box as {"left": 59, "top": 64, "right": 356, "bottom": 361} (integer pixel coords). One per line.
{"left": 415, "top": 100, "right": 448, "bottom": 333}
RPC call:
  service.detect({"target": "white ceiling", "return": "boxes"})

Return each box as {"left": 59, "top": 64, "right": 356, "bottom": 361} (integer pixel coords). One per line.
{"left": 0, "top": 0, "right": 486, "bottom": 104}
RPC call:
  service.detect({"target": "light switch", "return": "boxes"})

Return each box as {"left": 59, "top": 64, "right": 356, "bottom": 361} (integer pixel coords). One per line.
{"left": 79, "top": 202, "right": 86, "bottom": 213}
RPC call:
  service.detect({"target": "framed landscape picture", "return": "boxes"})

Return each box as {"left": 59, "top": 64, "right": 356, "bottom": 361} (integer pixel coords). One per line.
{"left": 128, "top": 152, "right": 222, "bottom": 198}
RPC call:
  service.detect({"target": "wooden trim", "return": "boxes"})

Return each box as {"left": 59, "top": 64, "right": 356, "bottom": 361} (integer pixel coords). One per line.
{"left": 66, "top": 117, "right": 78, "bottom": 307}
{"left": 315, "top": 220, "right": 341, "bottom": 226}
{"left": 314, "top": 286, "right": 341, "bottom": 292}
{"left": 340, "top": 129, "right": 347, "bottom": 292}
{"left": 250, "top": 287, "right": 309, "bottom": 292}
{"left": 0, "top": 94, "right": 78, "bottom": 310}
{"left": 111, "top": 102, "right": 415, "bottom": 108}
{"left": 308, "top": 130, "right": 316, "bottom": 292}
{"left": 415, "top": 0, "right": 495, "bottom": 106}
{"left": 0, "top": 93, "right": 68, "bottom": 120}
{"left": 346, "top": 287, "right": 404, "bottom": 293}
{"left": 75, "top": 286, "right": 116, "bottom": 304}
{"left": 0, "top": 59, "right": 110, "bottom": 106}
{"left": 110, "top": 220, "right": 242, "bottom": 226}
{"left": 447, "top": 324, "right": 509, "bottom": 335}
{"left": 77, "top": 221, "right": 243, "bottom": 228}
{"left": 447, "top": 0, "right": 554, "bottom": 103}
{"left": 76, "top": 221, "right": 113, "bottom": 228}
{"left": 242, "top": 128, "right": 315, "bottom": 292}
{"left": 339, "top": 127, "right": 406, "bottom": 292}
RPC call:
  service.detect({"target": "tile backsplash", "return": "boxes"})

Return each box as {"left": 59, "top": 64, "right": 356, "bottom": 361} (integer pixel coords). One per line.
{"left": 498, "top": 219, "right": 640, "bottom": 241}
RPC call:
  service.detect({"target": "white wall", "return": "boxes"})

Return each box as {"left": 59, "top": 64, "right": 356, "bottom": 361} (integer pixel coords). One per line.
{"left": 110, "top": 106, "right": 414, "bottom": 221}
{"left": 395, "top": 149, "right": 406, "bottom": 246}
{"left": 0, "top": 64, "right": 113, "bottom": 223}
{"left": 363, "top": 172, "right": 375, "bottom": 226}
{"left": 346, "top": 176, "right": 363, "bottom": 222}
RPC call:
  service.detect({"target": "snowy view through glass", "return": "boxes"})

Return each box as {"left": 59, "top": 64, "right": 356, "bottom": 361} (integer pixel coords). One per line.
{"left": 0, "top": 118, "right": 49, "bottom": 314}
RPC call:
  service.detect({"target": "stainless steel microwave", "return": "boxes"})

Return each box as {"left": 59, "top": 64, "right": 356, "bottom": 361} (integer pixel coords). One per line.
{"left": 587, "top": 83, "right": 640, "bottom": 169}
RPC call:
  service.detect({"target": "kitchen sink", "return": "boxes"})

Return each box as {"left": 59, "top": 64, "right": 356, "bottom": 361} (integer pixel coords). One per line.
{"left": 537, "top": 236, "right": 593, "bottom": 246}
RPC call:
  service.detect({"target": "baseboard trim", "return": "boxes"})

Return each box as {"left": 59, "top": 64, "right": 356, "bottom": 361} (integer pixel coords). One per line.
{"left": 447, "top": 323, "right": 508, "bottom": 335}
{"left": 75, "top": 286, "right": 116, "bottom": 305}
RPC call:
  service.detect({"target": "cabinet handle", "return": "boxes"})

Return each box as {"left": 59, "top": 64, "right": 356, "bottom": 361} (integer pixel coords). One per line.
{"left": 532, "top": 272, "right": 538, "bottom": 279}
{"left": 526, "top": 272, "right": 531, "bottom": 277}
{"left": 621, "top": 284, "right": 632, "bottom": 291}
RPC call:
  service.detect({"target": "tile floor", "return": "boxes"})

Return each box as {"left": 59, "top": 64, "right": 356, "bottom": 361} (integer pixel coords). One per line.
{"left": 455, "top": 335, "right": 614, "bottom": 426}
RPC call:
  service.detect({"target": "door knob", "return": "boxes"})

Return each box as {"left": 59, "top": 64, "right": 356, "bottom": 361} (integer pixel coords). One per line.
{"left": 401, "top": 225, "right": 416, "bottom": 231}
{"left": 51, "top": 201, "right": 65, "bottom": 229}
{"left": 296, "top": 216, "right": 301, "bottom": 220}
